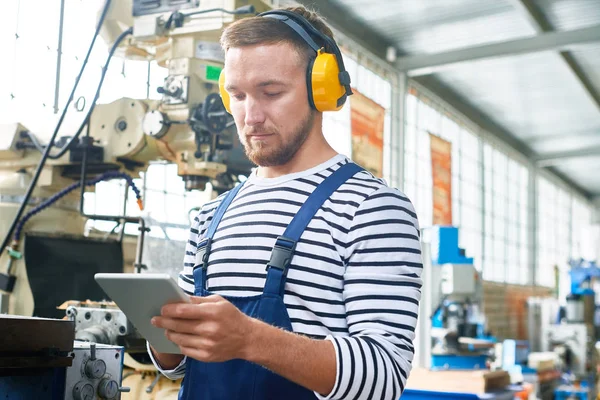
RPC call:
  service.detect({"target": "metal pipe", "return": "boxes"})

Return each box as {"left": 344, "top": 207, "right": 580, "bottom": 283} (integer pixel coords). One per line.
{"left": 119, "top": 181, "right": 130, "bottom": 243}
{"left": 79, "top": 122, "right": 90, "bottom": 215}
{"left": 397, "top": 24, "right": 600, "bottom": 76}
{"left": 53, "top": 0, "right": 66, "bottom": 114}
{"left": 134, "top": 217, "right": 149, "bottom": 273}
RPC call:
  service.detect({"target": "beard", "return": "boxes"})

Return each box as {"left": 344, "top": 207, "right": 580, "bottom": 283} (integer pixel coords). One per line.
{"left": 240, "top": 109, "right": 315, "bottom": 167}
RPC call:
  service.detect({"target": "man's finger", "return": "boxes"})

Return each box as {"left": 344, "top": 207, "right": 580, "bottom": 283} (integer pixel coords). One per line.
{"left": 190, "top": 294, "right": 223, "bottom": 304}
{"left": 152, "top": 316, "right": 198, "bottom": 334}
{"left": 166, "top": 330, "right": 210, "bottom": 349}
{"left": 179, "top": 345, "right": 214, "bottom": 363}
{"left": 160, "top": 302, "right": 215, "bottom": 319}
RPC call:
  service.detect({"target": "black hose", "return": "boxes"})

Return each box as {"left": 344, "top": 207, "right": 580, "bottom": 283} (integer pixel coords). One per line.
{"left": 13, "top": 170, "right": 142, "bottom": 243}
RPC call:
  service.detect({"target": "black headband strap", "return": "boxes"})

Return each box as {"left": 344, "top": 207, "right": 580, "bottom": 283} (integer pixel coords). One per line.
{"left": 261, "top": 14, "right": 321, "bottom": 53}
{"left": 257, "top": 10, "right": 353, "bottom": 98}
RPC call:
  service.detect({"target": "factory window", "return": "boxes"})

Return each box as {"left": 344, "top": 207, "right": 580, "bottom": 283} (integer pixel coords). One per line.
{"left": 459, "top": 127, "right": 483, "bottom": 278}
{"left": 0, "top": 0, "right": 162, "bottom": 136}
{"left": 0, "top": 1, "right": 61, "bottom": 132}
{"left": 536, "top": 177, "right": 572, "bottom": 287}
{"left": 403, "top": 92, "right": 433, "bottom": 228}
{"left": 537, "top": 181, "right": 597, "bottom": 289}
{"left": 481, "top": 145, "right": 530, "bottom": 284}
{"left": 403, "top": 89, "right": 484, "bottom": 273}
{"left": 405, "top": 87, "right": 531, "bottom": 285}
{"left": 571, "top": 198, "right": 595, "bottom": 261}
{"left": 84, "top": 163, "right": 211, "bottom": 241}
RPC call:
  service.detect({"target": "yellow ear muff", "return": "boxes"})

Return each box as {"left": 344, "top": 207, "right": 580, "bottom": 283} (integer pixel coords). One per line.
{"left": 220, "top": 51, "right": 347, "bottom": 114}
{"left": 310, "top": 50, "right": 347, "bottom": 112}
{"left": 218, "top": 69, "right": 231, "bottom": 114}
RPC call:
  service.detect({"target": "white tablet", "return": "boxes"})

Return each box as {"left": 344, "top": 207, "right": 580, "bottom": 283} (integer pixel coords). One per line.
{"left": 94, "top": 273, "right": 190, "bottom": 354}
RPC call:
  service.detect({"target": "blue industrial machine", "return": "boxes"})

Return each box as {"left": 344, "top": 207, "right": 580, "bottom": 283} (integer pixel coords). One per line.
{"left": 550, "top": 259, "right": 600, "bottom": 400}
{"left": 567, "top": 259, "right": 600, "bottom": 329}
{"left": 523, "top": 259, "right": 600, "bottom": 400}
{"left": 568, "top": 259, "right": 600, "bottom": 293}
{"left": 429, "top": 226, "right": 496, "bottom": 370}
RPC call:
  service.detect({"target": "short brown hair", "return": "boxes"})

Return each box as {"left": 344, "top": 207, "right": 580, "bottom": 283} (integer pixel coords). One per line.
{"left": 220, "top": 6, "right": 334, "bottom": 66}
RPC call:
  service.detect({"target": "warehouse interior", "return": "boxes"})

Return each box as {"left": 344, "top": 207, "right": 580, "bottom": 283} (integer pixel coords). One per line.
{"left": 0, "top": 0, "right": 599, "bottom": 399}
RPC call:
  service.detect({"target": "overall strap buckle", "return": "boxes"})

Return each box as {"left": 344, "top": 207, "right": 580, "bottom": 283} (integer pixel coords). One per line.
{"left": 266, "top": 236, "right": 296, "bottom": 271}
{"left": 195, "top": 238, "right": 212, "bottom": 270}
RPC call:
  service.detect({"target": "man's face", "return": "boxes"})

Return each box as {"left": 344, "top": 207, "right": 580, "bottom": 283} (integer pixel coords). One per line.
{"left": 223, "top": 42, "right": 315, "bottom": 167}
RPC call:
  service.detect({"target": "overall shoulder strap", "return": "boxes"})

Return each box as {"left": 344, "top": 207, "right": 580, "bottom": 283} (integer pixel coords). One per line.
{"left": 195, "top": 181, "right": 245, "bottom": 271}
{"left": 264, "top": 163, "right": 363, "bottom": 296}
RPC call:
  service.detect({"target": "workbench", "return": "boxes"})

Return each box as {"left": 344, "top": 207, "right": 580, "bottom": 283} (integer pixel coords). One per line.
{"left": 403, "top": 388, "right": 519, "bottom": 400}
{"left": 404, "top": 368, "right": 526, "bottom": 399}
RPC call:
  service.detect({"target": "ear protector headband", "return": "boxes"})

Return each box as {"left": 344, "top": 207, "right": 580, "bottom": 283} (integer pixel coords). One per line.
{"left": 218, "top": 10, "right": 353, "bottom": 113}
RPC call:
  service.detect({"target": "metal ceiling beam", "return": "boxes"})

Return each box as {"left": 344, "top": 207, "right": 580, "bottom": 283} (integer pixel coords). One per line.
{"left": 525, "top": 129, "right": 600, "bottom": 144}
{"left": 593, "top": 199, "right": 600, "bottom": 222}
{"left": 506, "top": 0, "right": 552, "bottom": 32}
{"left": 396, "top": 24, "right": 600, "bottom": 76}
{"left": 507, "top": 0, "right": 600, "bottom": 111}
{"left": 536, "top": 146, "right": 600, "bottom": 167}
{"left": 292, "top": 0, "right": 393, "bottom": 62}
{"left": 415, "top": 75, "right": 593, "bottom": 198}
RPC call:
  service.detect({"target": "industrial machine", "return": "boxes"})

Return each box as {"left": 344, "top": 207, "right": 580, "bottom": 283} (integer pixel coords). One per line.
{"left": 426, "top": 226, "right": 495, "bottom": 370}
{"left": 0, "top": 0, "right": 272, "bottom": 398}
{"left": 525, "top": 260, "right": 600, "bottom": 399}
{"left": 67, "top": 342, "right": 126, "bottom": 400}
{"left": 63, "top": 301, "right": 148, "bottom": 358}
{"left": 0, "top": 315, "right": 126, "bottom": 400}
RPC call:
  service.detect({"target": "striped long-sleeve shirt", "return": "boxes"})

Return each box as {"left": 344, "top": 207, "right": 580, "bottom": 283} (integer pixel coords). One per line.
{"left": 148, "top": 154, "right": 423, "bottom": 399}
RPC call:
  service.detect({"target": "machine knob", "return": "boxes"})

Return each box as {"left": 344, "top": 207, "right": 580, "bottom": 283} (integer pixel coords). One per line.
{"left": 73, "top": 382, "right": 95, "bottom": 400}
{"left": 85, "top": 358, "right": 107, "bottom": 379}
{"left": 157, "top": 85, "right": 182, "bottom": 99}
{"left": 98, "top": 379, "right": 119, "bottom": 399}
{"left": 142, "top": 110, "right": 169, "bottom": 139}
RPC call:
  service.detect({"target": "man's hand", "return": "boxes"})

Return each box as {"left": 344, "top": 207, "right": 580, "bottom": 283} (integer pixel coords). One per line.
{"left": 151, "top": 295, "right": 254, "bottom": 362}
{"left": 153, "top": 294, "right": 335, "bottom": 395}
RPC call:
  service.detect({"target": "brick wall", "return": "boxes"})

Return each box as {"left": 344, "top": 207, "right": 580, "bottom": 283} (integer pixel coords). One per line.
{"left": 482, "top": 281, "right": 554, "bottom": 340}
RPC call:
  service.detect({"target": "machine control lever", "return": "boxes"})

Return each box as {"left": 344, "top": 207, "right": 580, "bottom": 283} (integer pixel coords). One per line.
{"left": 157, "top": 86, "right": 182, "bottom": 99}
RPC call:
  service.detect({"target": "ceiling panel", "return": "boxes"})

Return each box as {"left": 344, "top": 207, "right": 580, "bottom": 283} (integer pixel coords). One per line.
{"left": 527, "top": 131, "right": 600, "bottom": 154}
{"left": 434, "top": 50, "right": 600, "bottom": 139}
{"left": 532, "top": 0, "right": 600, "bottom": 30}
{"left": 555, "top": 157, "right": 600, "bottom": 195}
{"left": 568, "top": 43, "right": 600, "bottom": 102}
{"left": 329, "top": 0, "right": 537, "bottom": 53}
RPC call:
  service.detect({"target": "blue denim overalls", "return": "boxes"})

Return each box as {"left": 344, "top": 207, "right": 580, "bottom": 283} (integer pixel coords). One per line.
{"left": 178, "top": 163, "right": 362, "bottom": 400}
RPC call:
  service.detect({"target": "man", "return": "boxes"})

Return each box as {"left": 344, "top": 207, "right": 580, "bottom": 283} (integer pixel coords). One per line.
{"left": 149, "top": 6, "right": 422, "bottom": 400}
